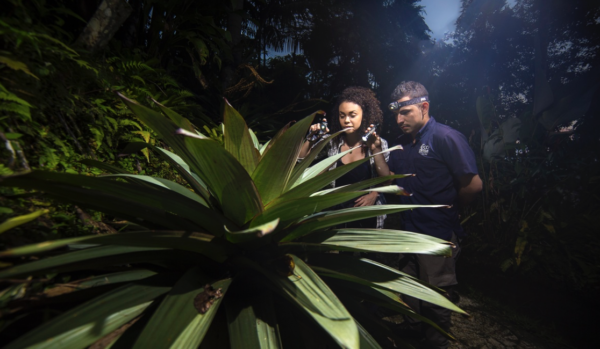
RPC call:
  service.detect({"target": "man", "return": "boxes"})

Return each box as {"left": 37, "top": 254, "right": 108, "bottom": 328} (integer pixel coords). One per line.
{"left": 387, "top": 81, "right": 482, "bottom": 349}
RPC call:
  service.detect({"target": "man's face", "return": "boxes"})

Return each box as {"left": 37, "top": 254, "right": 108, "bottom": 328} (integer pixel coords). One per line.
{"left": 393, "top": 96, "right": 429, "bottom": 137}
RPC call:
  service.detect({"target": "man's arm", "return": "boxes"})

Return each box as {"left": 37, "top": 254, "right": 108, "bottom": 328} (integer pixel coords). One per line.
{"left": 457, "top": 173, "right": 482, "bottom": 206}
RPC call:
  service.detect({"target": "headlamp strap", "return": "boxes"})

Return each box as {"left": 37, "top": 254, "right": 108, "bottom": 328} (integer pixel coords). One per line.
{"left": 388, "top": 96, "right": 429, "bottom": 111}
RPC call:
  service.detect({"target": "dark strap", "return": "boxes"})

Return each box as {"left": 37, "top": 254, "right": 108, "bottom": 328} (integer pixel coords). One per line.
{"left": 388, "top": 96, "right": 429, "bottom": 111}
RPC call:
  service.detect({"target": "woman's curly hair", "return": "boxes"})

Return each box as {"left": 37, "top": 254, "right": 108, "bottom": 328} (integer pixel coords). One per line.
{"left": 329, "top": 86, "right": 383, "bottom": 145}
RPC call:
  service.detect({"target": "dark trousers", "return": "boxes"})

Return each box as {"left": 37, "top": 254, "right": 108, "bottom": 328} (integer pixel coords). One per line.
{"left": 398, "top": 233, "right": 460, "bottom": 349}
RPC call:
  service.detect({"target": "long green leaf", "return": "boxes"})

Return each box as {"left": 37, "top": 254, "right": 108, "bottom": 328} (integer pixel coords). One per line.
{"left": 281, "top": 229, "right": 452, "bottom": 256}
{"left": 296, "top": 145, "right": 403, "bottom": 188}
{"left": 249, "top": 128, "right": 261, "bottom": 150}
{"left": 102, "top": 174, "right": 207, "bottom": 207}
{"left": 0, "top": 171, "right": 228, "bottom": 233}
{"left": 76, "top": 269, "right": 158, "bottom": 288}
{"left": 286, "top": 128, "right": 349, "bottom": 190}
{"left": 273, "top": 146, "right": 402, "bottom": 206}
{"left": 184, "top": 137, "right": 263, "bottom": 225}
{"left": 249, "top": 255, "right": 359, "bottom": 348}
{"left": 295, "top": 144, "right": 359, "bottom": 187}
{"left": 80, "top": 159, "right": 133, "bottom": 174}
{"left": 226, "top": 287, "right": 282, "bottom": 349}
{"left": 118, "top": 93, "right": 200, "bottom": 170}
{"left": 133, "top": 267, "right": 231, "bottom": 349}
{"left": 312, "top": 173, "right": 414, "bottom": 196}
{"left": 121, "top": 142, "right": 211, "bottom": 202}
{"left": 308, "top": 254, "right": 465, "bottom": 314}
{"left": 279, "top": 204, "right": 448, "bottom": 242}
{"left": 152, "top": 97, "right": 197, "bottom": 132}
{"left": 0, "top": 245, "right": 168, "bottom": 279}
{"left": 251, "top": 112, "right": 316, "bottom": 205}
{"left": 0, "top": 231, "right": 232, "bottom": 263}
{"left": 356, "top": 319, "right": 383, "bottom": 349}
{"left": 338, "top": 293, "right": 413, "bottom": 349}
{"left": 4, "top": 274, "right": 174, "bottom": 349}
{"left": 170, "top": 278, "right": 230, "bottom": 347}
{"left": 0, "top": 209, "right": 48, "bottom": 234}
{"left": 225, "top": 218, "right": 280, "bottom": 243}
{"left": 223, "top": 99, "right": 260, "bottom": 174}
{"left": 119, "top": 95, "right": 237, "bottom": 217}
{"left": 81, "top": 159, "right": 157, "bottom": 189}
{"left": 251, "top": 192, "right": 365, "bottom": 228}
{"left": 327, "top": 278, "right": 452, "bottom": 338}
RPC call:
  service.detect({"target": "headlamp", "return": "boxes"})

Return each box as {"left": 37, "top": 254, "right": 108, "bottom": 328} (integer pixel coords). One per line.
{"left": 388, "top": 96, "right": 429, "bottom": 111}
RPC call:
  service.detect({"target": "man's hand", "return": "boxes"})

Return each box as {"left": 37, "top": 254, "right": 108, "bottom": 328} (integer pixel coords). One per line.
{"left": 354, "top": 191, "right": 379, "bottom": 207}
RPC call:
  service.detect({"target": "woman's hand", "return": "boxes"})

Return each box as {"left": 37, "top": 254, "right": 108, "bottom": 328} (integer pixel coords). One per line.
{"left": 307, "top": 118, "right": 330, "bottom": 139}
{"left": 354, "top": 191, "right": 379, "bottom": 207}
{"left": 364, "top": 124, "right": 382, "bottom": 153}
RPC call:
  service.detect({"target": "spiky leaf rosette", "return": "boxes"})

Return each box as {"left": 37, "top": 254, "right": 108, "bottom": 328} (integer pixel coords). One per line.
{"left": 0, "top": 96, "right": 463, "bottom": 348}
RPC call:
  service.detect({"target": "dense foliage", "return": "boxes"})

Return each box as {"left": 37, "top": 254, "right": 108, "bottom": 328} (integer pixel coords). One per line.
{"left": 1, "top": 3, "right": 600, "bottom": 345}
{"left": 0, "top": 95, "right": 463, "bottom": 348}
{"left": 418, "top": 0, "right": 600, "bottom": 291}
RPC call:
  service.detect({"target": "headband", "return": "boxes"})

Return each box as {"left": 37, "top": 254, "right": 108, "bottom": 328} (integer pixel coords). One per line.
{"left": 388, "top": 96, "right": 429, "bottom": 111}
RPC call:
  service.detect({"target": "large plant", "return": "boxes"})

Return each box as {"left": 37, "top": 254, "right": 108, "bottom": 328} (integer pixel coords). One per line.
{"left": 0, "top": 96, "right": 464, "bottom": 348}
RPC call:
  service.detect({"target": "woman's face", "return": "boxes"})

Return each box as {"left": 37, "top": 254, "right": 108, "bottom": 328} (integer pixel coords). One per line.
{"left": 338, "top": 102, "right": 363, "bottom": 134}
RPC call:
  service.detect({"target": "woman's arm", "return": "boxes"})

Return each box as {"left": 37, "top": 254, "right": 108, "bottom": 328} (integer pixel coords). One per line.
{"left": 353, "top": 129, "right": 391, "bottom": 207}
{"left": 367, "top": 128, "right": 390, "bottom": 178}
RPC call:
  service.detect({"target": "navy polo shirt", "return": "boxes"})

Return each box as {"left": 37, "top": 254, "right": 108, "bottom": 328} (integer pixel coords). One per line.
{"left": 388, "top": 117, "right": 478, "bottom": 240}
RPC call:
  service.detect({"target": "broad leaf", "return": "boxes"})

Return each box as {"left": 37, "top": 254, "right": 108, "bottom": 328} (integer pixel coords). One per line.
{"left": 0, "top": 231, "right": 231, "bottom": 263}
{"left": 0, "top": 171, "right": 227, "bottom": 233}
{"left": 226, "top": 218, "right": 280, "bottom": 243}
{"left": 152, "top": 97, "right": 197, "bottom": 132}
{"left": 279, "top": 204, "right": 448, "bottom": 242}
{"left": 226, "top": 287, "right": 282, "bottom": 349}
{"left": 4, "top": 274, "right": 174, "bottom": 349}
{"left": 356, "top": 319, "right": 382, "bottom": 349}
{"left": 133, "top": 267, "right": 231, "bottom": 348}
{"left": 313, "top": 173, "right": 414, "bottom": 196}
{"left": 80, "top": 159, "right": 133, "bottom": 174}
{"left": 309, "top": 254, "right": 465, "bottom": 314}
{"left": 252, "top": 113, "right": 316, "bottom": 205}
{"left": 223, "top": 99, "right": 260, "bottom": 174}
{"left": 120, "top": 142, "right": 211, "bottom": 201}
{"left": 281, "top": 228, "right": 452, "bottom": 256}
{"left": 251, "top": 192, "right": 364, "bottom": 228}
{"left": 0, "top": 246, "right": 181, "bottom": 279}
{"left": 249, "top": 128, "right": 261, "bottom": 150}
{"left": 102, "top": 174, "right": 207, "bottom": 207}
{"left": 184, "top": 137, "right": 263, "bottom": 225}
{"left": 295, "top": 145, "right": 403, "bottom": 188}
{"left": 328, "top": 279, "right": 452, "bottom": 338}
{"left": 286, "top": 128, "right": 349, "bottom": 190}
{"left": 249, "top": 255, "right": 359, "bottom": 349}
{"left": 274, "top": 146, "right": 403, "bottom": 205}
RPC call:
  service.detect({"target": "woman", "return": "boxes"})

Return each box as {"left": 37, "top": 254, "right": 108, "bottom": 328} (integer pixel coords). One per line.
{"left": 298, "top": 86, "right": 390, "bottom": 228}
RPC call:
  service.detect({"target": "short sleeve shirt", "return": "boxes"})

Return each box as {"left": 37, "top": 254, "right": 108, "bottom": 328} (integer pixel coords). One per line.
{"left": 388, "top": 117, "right": 478, "bottom": 240}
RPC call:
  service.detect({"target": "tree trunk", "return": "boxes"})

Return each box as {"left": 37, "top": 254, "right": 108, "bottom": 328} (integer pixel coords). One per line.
{"left": 77, "top": 0, "right": 133, "bottom": 53}
{"left": 120, "top": 0, "right": 142, "bottom": 49}
{"left": 222, "top": 0, "right": 244, "bottom": 90}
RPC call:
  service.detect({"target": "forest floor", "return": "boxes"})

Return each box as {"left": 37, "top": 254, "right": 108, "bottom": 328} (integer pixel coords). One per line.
{"left": 380, "top": 211, "right": 595, "bottom": 349}
{"left": 379, "top": 275, "right": 582, "bottom": 349}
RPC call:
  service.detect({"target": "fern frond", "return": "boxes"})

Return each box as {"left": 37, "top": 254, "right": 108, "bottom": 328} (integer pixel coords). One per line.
{"left": 0, "top": 103, "right": 31, "bottom": 120}
{"left": 0, "top": 91, "right": 32, "bottom": 107}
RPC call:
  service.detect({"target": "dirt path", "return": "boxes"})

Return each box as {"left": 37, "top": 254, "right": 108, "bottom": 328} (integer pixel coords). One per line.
{"left": 448, "top": 295, "right": 542, "bottom": 349}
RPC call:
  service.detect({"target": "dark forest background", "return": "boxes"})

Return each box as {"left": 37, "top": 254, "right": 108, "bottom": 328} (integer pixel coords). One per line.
{"left": 1, "top": 0, "right": 599, "bottom": 298}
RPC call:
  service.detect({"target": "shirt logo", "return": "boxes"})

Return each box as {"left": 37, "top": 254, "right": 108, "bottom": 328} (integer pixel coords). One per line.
{"left": 419, "top": 144, "right": 430, "bottom": 156}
